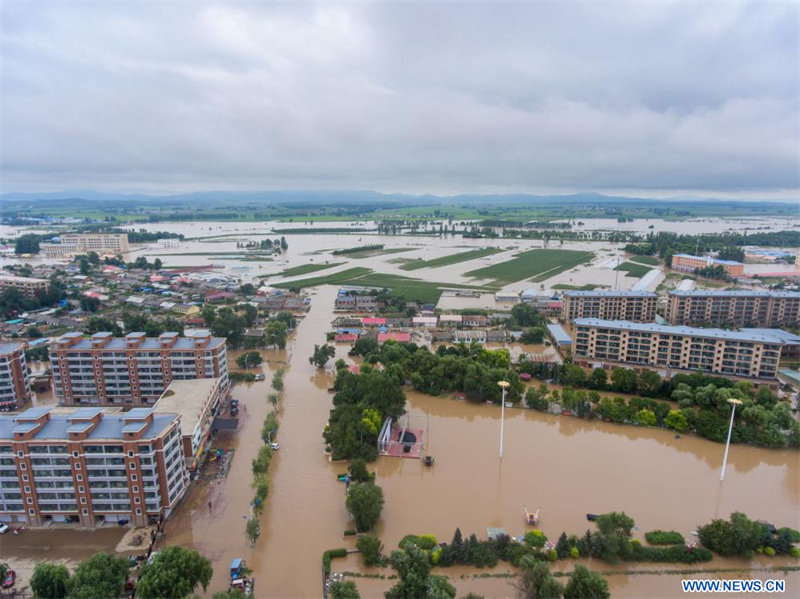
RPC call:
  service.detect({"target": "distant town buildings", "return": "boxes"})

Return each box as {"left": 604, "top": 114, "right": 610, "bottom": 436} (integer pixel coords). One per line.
{"left": 667, "top": 290, "right": 800, "bottom": 328}
{"left": 156, "top": 238, "right": 180, "bottom": 249}
{"left": 671, "top": 253, "right": 744, "bottom": 277}
{"left": 49, "top": 331, "right": 229, "bottom": 407}
{"left": 0, "top": 274, "right": 51, "bottom": 298}
{"left": 0, "top": 343, "right": 31, "bottom": 411}
{"left": 572, "top": 318, "right": 797, "bottom": 381}
{"left": 562, "top": 290, "right": 657, "bottom": 323}
{"left": 41, "top": 233, "right": 129, "bottom": 257}
{"left": 0, "top": 406, "right": 187, "bottom": 527}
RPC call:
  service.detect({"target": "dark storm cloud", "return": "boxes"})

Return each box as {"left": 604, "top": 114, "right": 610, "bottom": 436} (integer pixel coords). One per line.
{"left": 1, "top": 1, "right": 798, "bottom": 196}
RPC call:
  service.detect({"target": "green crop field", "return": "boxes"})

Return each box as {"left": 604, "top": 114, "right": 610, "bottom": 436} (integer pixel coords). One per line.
{"left": 344, "top": 248, "right": 415, "bottom": 259}
{"left": 278, "top": 262, "right": 345, "bottom": 277}
{"left": 273, "top": 268, "right": 492, "bottom": 303}
{"left": 615, "top": 261, "right": 652, "bottom": 278}
{"left": 551, "top": 284, "right": 600, "bottom": 291}
{"left": 628, "top": 255, "right": 660, "bottom": 266}
{"left": 400, "top": 247, "right": 504, "bottom": 271}
{"left": 465, "top": 249, "right": 593, "bottom": 284}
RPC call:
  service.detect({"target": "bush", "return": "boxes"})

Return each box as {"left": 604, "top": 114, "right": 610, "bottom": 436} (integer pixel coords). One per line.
{"left": 323, "top": 548, "right": 348, "bottom": 576}
{"left": 697, "top": 512, "right": 770, "bottom": 557}
{"left": 778, "top": 527, "right": 800, "bottom": 543}
{"left": 348, "top": 459, "right": 371, "bottom": 483}
{"left": 645, "top": 530, "right": 685, "bottom": 545}
{"left": 357, "top": 534, "right": 383, "bottom": 567}
{"left": 418, "top": 534, "right": 438, "bottom": 551}
{"left": 525, "top": 530, "right": 548, "bottom": 548}
{"left": 764, "top": 547, "right": 776, "bottom": 557}
{"left": 790, "top": 547, "right": 800, "bottom": 558}
{"left": 346, "top": 482, "right": 385, "bottom": 532}
{"left": 569, "top": 547, "right": 580, "bottom": 559}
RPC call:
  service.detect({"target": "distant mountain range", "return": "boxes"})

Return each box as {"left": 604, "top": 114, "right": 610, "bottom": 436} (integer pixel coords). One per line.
{"left": 2, "top": 189, "right": 796, "bottom": 205}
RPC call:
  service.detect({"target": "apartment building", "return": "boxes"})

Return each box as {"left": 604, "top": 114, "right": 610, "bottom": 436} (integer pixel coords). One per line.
{"left": 0, "top": 344, "right": 31, "bottom": 411}
{"left": 0, "top": 275, "right": 50, "bottom": 298}
{"left": 667, "top": 290, "right": 800, "bottom": 328}
{"left": 49, "top": 331, "right": 229, "bottom": 407}
{"left": 0, "top": 406, "right": 187, "bottom": 527}
{"left": 572, "top": 318, "right": 795, "bottom": 381}
{"left": 335, "top": 293, "right": 380, "bottom": 312}
{"left": 153, "top": 378, "right": 223, "bottom": 473}
{"left": 562, "top": 290, "right": 657, "bottom": 322}
{"left": 41, "top": 233, "right": 129, "bottom": 257}
{"left": 671, "top": 254, "right": 744, "bottom": 277}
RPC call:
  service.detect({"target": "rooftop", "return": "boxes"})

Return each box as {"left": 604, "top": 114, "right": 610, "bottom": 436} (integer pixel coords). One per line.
{"left": 0, "top": 408, "right": 177, "bottom": 441}
{"left": 54, "top": 332, "right": 226, "bottom": 351}
{"left": 669, "top": 290, "right": 800, "bottom": 298}
{"left": 0, "top": 342, "right": 24, "bottom": 356}
{"left": 153, "top": 379, "right": 221, "bottom": 434}
{"left": 573, "top": 318, "right": 800, "bottom": 344}
{"left": 563, "top": 290, "right": 657, "bottom": 298}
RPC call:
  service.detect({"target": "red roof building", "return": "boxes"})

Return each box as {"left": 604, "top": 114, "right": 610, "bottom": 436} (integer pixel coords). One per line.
{"left": 378, "top": 332, "right": 411, "bottom": 343}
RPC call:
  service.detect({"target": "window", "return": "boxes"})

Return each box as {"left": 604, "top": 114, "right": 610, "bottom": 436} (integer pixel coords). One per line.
{"left": 17, "top": 451, "right": 23, "bottom": 458}
{"left": 81, "top": 497, "right": 87, "bottom": 504}
{"left": 22, "top": 474, "right": 28, "bottom": 482}
{"left": 26, "top": 497, "right": 33, "bottom": 504}
{"left": 29, "top": 508, "right": 35, "bottom": 515}
{"left": 24, "top": 486, "right": 30, "bottom": 493}
{"left": 134, "top": 497, "right": 140, "bottom": 504}
{"left": 82, "top": 508, "right": 89, "bottom": 515}
{"left": 128, "top": 451, "right": 134, "bottom": 457}
{"left": 133, "top": 486, "right": 139, "bottom": 493}
{"left": 20, "top": 463, "right": 26, "bottom": 470}
{"left": 131, "top": 474, "right": 137, "bottom": 481}
{"left": 79, "top": 486, "right": 85, "bottom": 493}
{"left": 76, "top": 475, "right": 83, "bottom": 482}
{"left": 75, "top": 463, "right": 81, "bottom": 470}
{"left": 135, "top": 508, "right": 142, "bottom": 515}
{"left": 73, "top": 451, "right": 79, "bottom": 458}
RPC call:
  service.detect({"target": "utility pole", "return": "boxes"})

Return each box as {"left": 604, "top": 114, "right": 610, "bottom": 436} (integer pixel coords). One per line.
{"left": 498, "top": 381, "right": 510, "bottom": 458}
{"left": 720, "top": 398, "right": 743, "bottom": 481}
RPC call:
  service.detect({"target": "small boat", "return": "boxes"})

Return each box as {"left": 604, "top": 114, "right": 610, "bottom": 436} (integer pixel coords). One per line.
{"left": 586, "top": 514, "right": 598, "bottom": 522}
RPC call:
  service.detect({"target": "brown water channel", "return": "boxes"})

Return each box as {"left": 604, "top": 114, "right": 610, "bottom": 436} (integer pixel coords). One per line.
{"left": 169, "top": 285, "right": 798, "bottom": 597}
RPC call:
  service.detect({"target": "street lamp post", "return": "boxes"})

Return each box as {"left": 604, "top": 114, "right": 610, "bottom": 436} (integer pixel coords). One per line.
{"left": 498, "top": 381, "right": 510, "bottom": 458}
{"left": 720, "top": 398, "right": 743, "bottom": 481}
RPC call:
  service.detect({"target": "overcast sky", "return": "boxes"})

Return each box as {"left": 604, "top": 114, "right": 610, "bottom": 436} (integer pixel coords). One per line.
{"left": 1, "top": 1, "right": 798, "bottom": 198}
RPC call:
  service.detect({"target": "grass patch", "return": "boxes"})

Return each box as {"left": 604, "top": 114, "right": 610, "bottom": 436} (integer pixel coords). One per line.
{"left": 273, "top": 267, "right": 373, "bottom": 288}
{"left": 400, "top": 247, "right": 504, "bottom": 271}
{"left": 345, "top": 248, "right": 415, "bottom": 259}
{"left": 629, "top": 255, "right": 660, "bottom": 266}
{"left": 279, "top": 262, "right": 345, "bottom": 277}
{"left": 551, "top": 284, "right": 600, "bottom": 291}
{"left": 465, "top": 249, "right": 593, "bottom": 285}
{"left": 616, "top": 261, "right": 653, "bottom": 278}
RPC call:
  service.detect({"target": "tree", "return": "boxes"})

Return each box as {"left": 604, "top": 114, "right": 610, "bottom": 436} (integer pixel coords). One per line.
{"left": 134, "top": 546, "right": 213, "bottom": 599}
{"left": 272, "top": 368, "right": 285, "bottom": 392}
{"left": 563, "top": 565, "right": 609, "bottom": 599}
{"left": 348, "top": 458, "right": 371, "bottom": 482}
{"left": 241, "top": 303, "right": 258, "bottom": 326}
{"left": 83, "top": 316, "right": 121, "bottom": 336}
{"left": 273, "top": 311, "right": 296, "bottom": 329}
{"left": 239, "top": 283, "right": 256, "bottom": 296}
{"left": 330, "top": 580, "right": 361, "bottom": 599}
{"left": 357, "top": 534, "right": 383, "bottom": 566}
{"left": 15, "top": 234, "right": 42, "bottom": 254}
{"left": 31, "top": 563, "right": 71, "bottom": 599}
{"left": 236, "top": 351, "right": 263, "bottom": 369}
{"left": 67, "top": 552, "right": 129, "bottom": 599}
{"left": 636, "top": 370, "right": 662, "bottom": 397}
{"left": 664, "top": 409, "right": 688, "bottom": 432}
{"left": 245, "top": 517, "right": 261, "bottom": 545}
{"left": 265, "top": 320, "right": 288, "bottom": 349}
{"left": 610, "top": 368, "right": 637, "bottom": 393}
{"left": 346, "top": 482, "right": 384, "bottom": 532}
{"left": 310, "top": 344, "right": 337, "bottom": 368}
{"left": 385, "top": 545, "right": 432, "bottom": 599}
{"left": 514, "top": 558, "right": 564, "bottom": 599}
{"left": 27, "top": 326, "right": 44, "bottom": 338}
{"left": 588, "top": 368, "right": 607, "bottom": 390}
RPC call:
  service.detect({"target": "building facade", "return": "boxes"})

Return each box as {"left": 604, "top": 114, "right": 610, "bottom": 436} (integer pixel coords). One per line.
{"left": 0, "top": 275, "right": 50, "bottom": 298}
{"left": 671, "top": 254, "right": 744, "bottom": 277}
{"left": 41, "top": 233, "right": 129, "bottom": 257}
{"left": 562, "top": 290, "right": 657, "bottom": 322}
{"left": 0, "top": 407, "right": 187, "bottom": 527}
{"left": 49, "top": 332, "right": 229, "bottom": 407}
{"left": 667, "top": 290, "right": 800, "bottom": 327}
{"left": 572, "top": 318, "right": 789, "bottom": 381}
{"left": 0, "top": 344, "right": 31, "bottom": 411}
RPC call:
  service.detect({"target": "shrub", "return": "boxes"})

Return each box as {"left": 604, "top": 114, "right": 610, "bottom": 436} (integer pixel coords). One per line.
{"left": 645, "top": 530, "right": 685, "bottom": 545}
{"left": 525, "top": 530, "right": 548, "bottom": 548}
{"left": 546, "top": 549, "right": 558, "bottom": 561}
{"left": 790, "top": 547, "right": 800, "bottom": 558}
{"left": 323, "top": 548, "right": 348, "bottom": 576}
{"left": 344, "top": 530, "right": 357, "bottom": 537}
{"left": 348, "top": 459, "right": 371, "bottom": 483}
{"left": 357, "top": 534, "right": 383, "bottom": 567}
{"left": 778, "top": 527, "right": 800, "bottom": 543}
{"left": 569, "top": 547, "right": 580, "bottom": 559}
{"left": 418, "top": 534, "right": 438, "bottom": 551}
{"left": 764, "top": 547, "right": 776, "bottom": 557}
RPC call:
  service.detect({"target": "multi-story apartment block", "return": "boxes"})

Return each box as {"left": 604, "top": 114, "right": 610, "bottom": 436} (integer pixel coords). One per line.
{"left": 671, "top": 254, "right": 744, "bottom": 277}
{"left": 0, "top": 275, "right": 50, "bottom": 298}
{"left": 667, "top": 290, "right": 800, "bottom": 327}
{"left": 40, "top": 233, "right": 129, "bottom": 257}
{"left": 335, "top": 293, "right": 380, "bottom": 312}
{"left": 0, "top": 344, "right": 31, "bottom": 411}
{"left": 572, "top": 318, "right": 796, "bottom": 381}
{"left": 562, "top": 290, "right": 657, "bottom": 322}
{"left": 0, "top": 406, "right": 187, "bottom": 527}
{"left": 49, "top": 332, "right": 229, "bottom": 407}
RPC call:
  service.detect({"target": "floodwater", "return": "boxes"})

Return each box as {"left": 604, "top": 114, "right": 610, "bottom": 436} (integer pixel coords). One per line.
{"left": 157, "top": 285, "right": 796, "bottom": 598}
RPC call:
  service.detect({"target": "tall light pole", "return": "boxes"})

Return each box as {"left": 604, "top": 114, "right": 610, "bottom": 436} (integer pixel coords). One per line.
{"left": 498, "top": 380, "right": 509, "bottom": 458}
{"left": 720, "top": 398, "right": 743, "bottom": 481}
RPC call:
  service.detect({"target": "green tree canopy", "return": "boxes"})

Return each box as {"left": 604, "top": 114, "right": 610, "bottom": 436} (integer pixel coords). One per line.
{"left": 31, "top": 563, "right": 71, "bottom": 599}
{"left": 67, "top": 552, "right": 129, "bottom": 599}
{"left": 135, "top": 546, "right": 213, "bottom": 599}
{"left": 346, "top": 482, "right": 385, "bottom": 532}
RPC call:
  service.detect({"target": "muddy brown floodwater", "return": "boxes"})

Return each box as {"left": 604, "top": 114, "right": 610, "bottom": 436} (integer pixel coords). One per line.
{"left": 155, "top": 284, "right": 799, "bottom": 598}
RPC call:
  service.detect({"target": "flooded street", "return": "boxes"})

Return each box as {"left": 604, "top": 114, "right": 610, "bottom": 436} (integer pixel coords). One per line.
{"left": 154, "top": 284, "right": 797, "bottom": 598}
